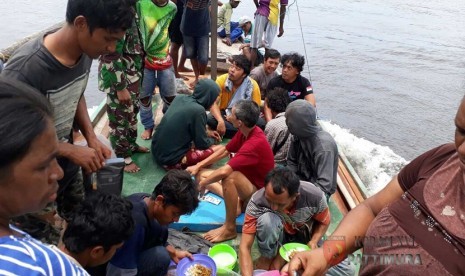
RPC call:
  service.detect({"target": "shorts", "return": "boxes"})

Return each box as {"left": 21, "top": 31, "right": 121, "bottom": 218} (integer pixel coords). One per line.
{"left": 182, "top": 35, "right": 210, "bottom": 65}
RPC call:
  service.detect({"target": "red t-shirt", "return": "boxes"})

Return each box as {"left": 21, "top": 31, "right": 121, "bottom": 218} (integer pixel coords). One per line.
{"left": 226, "top": 126, "right": 275, "bottom": 189}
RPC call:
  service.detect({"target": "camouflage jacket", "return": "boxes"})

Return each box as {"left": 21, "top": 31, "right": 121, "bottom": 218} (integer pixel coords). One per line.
{"left": 98, "top": 13, "right": 144, "bottom": 93}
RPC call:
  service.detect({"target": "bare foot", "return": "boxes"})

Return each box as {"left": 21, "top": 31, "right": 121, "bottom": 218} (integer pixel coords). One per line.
{"left": 135, "top": 145, "right": 150, "bottom": 153}
{"left": 175, "top": 73, "right": 190, "bottom": 81}
{"left": 124, "top": 162, "right": 140, "bottom": 173}
{"left": 178, "top": 66, "right": 193, "bottom": 73}
{"left": 203, "top": 225, "right": 237, "bottom": 242}
{"left": 141, "top": 129, "right": 153, "bottom": 140}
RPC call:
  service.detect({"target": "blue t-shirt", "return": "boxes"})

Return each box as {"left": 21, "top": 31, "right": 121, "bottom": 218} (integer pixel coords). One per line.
{"left": 109, "top": 193, "right": 168, "bottom": 272}
{"left": 181, "top": 0, "right": 210, "bottom": 36}
{"left": 0, "top": 226, "right": 89, "bottom": 275}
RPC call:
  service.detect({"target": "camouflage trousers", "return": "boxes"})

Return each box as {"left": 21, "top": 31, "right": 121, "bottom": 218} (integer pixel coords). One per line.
{"left": 11, "top": 164, "right": 84, "bottom": 245}
{"left": 107, "top": 80, "right": 141, "bottom": 158}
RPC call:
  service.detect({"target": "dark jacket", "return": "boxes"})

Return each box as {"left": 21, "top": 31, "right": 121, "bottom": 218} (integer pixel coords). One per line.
{"left": 285, "top": 100, "right": 338, "bottom": 196}
{"left": 152, "top": 79, "right": 220, "bottom": 165}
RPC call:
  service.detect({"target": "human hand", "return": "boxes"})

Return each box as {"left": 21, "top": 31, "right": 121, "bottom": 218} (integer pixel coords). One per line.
{"left": 186, "top": 164, "right": 200, "bottom": 176}
{"left": 171, "top": 250, "right": 193, "bottom": 264}
{"left": 216, "top": 119, "right": 226, "bottom": 137}
{"left": 117, "top": 88, "right": 131, "bottom": 106}
{"left": 286, "top": 248, "right": 329, "bottom": 276}
{"left": 278, "top": 26, "right": 284, "bottom": 37}
{"left": 308, "top": 241, "right": 318, "bottom": 250}
{"left": 222, "top": 37, "right": 232, "bottom": 46}
{"left": 207, "top": 129, "right": 222, "bottom": 142}
{"left": 68, "top": 145, "right": 105, "bottom": 174}
{"left": 87, "top": 137, "right": 112, "bottom": 162}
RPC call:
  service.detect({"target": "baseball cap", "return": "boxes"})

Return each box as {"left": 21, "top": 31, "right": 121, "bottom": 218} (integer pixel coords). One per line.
{"left": 238, "top": 15, "right": 251, "bottom": 27}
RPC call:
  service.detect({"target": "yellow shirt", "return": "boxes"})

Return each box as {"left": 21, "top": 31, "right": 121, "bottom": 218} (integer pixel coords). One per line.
{"left": 215, "top": 73, "right": 262, "bottom": 110}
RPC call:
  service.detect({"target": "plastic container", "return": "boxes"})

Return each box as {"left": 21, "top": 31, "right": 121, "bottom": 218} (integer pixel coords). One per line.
{"left": 208, "top": 244, "right": 238, "bottom": 270}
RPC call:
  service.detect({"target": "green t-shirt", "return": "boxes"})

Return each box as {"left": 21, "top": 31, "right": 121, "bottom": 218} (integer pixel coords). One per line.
{"left": 136, "top": 0, "right": 177, "bottom": 70}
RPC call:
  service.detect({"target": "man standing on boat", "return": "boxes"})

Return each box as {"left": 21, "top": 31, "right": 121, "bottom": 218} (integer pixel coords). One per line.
{"left": 239, "top": 167, "right": 330, "bottom": 275}
{"left": 286, "top": 100, "right": 338, "bottom": 200}
{"left": 181, "top": 0, "right": 210, "bottom": 88}
{"left": 1, "top": 0, "right": 134, "bottom": 244}
{"left": 99, "top": 2, "right": 149, "bottom": 173}
{"left": 138, "top": 0, "right": 178, "bottom": 141}
{"left": 249, "top": 0, "right": 287, "bottom": 69}
{"left": 187, "top": 100, "right": 275, "bottom": 242}
{"left": 207, "top": 54, "right": 263, "bottom": 138}
{"left": 264, "top": 52, "right": 316, "bottom": 122}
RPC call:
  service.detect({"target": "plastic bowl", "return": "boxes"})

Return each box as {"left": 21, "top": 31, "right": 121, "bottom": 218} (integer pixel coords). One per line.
{"left": 176, "top": 254, "right": 216, "bottom": 276}
{"left": 208, "top": 244, "right": 238, "bottom": 270}
{"left": 279, "top": 242, "right": 310, "bottom": 262}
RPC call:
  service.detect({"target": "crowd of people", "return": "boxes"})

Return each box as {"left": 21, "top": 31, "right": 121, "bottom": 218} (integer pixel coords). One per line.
{"left": 0, "top": 0, "right": 463, "bottom": 275}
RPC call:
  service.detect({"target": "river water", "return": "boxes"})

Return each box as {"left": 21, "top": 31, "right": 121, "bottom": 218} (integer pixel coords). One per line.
{"left": 1, "top": 0, "right": 465, "bottom": 194}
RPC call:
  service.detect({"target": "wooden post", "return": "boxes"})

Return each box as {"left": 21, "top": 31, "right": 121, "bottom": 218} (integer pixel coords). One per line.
{"left": 210, "top": 0, "right": 218, "bottom": 80}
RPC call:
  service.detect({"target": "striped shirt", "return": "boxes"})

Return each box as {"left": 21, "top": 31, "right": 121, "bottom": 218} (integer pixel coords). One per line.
{"left": 0, "top": 226, "right": 89, "bottom": 275}
{"left": 243, "top": 181, "right": 330, "bottom": 235}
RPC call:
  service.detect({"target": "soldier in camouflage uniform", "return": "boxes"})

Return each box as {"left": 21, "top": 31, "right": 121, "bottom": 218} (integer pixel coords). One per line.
{"left": 99, "top": 13, "right": 149, "bottom": 173}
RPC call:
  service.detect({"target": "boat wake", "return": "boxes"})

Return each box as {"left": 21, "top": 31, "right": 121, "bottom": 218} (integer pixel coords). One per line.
{"left": 320, "top": 120, "right": 408, "bottom": 196}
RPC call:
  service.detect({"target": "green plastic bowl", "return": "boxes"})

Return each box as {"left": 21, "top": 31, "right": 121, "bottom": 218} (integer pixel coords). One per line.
{"left": 279, "top": 242, "right": 310, "bottom": 262}
{"left": 208, "top": 244, "right": 237, "bottom": 270}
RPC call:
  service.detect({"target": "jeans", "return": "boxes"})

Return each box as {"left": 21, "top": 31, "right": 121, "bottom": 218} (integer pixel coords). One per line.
{"left": 138, "top": 246, "right": 171, "bottom": 276}
{"left": 255, "top": 212, "right": 355, "bottom": 276}
{"left": 139, "top": 67, "right": 176, "bottom": 130}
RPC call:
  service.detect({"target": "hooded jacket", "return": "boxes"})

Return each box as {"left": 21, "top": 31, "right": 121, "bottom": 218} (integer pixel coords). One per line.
{"left": 285, "top": 100, "right": 338, "bottom": 196}
{"left": 152, "top": 79, "right": 220, "bottom": 165}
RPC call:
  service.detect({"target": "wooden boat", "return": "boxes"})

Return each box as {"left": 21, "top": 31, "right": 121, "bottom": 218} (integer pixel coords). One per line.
{"left": 1, "top": 19, "right": 368, "bottom": 274}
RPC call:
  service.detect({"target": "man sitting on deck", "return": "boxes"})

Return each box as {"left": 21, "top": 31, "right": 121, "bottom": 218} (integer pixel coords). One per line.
{"left": 264, "top": 52, "right": 316, "bottom": 122}
{"left": 152, "top": 79, "right": 222, "bottom": 170}
{"left": 187, "top": 100, "right": 275, "bottom": 242}
{"left": 286, "top": 100, "right": 338, "bottom": 200}
{"left": 207, "top": 54, "right": 264, "bottom": 139}
{"left": 106, "top": 170, "right": 198, "bottom": 276}
{"left": 59, "top": 192, "right": 134, "bottom": 269}
{"left": 239, "top": 167, "right": 330, "bottom": 275}
{"left": 264, "top": 87, "right": 292, "bottom": 166}
{"left": 249, "top": 48, "right": 281, "bottom": 97}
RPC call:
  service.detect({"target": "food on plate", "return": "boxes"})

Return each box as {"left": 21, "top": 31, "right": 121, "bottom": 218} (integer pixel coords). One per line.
{"left": 184, "top": 264, "right": 212, "bottom": 276}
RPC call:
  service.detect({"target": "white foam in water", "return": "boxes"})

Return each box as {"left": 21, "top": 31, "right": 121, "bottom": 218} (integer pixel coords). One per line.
{"left": 319, "top": 121, "right": 409, "bottom": 196}
{"left": 87, "top": 106, "right": 98, "bottom": 117}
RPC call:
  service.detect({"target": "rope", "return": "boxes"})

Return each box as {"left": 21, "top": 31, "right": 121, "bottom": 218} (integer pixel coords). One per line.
{"left": 285, "top": 0, "right": 313, "bottom": 83}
